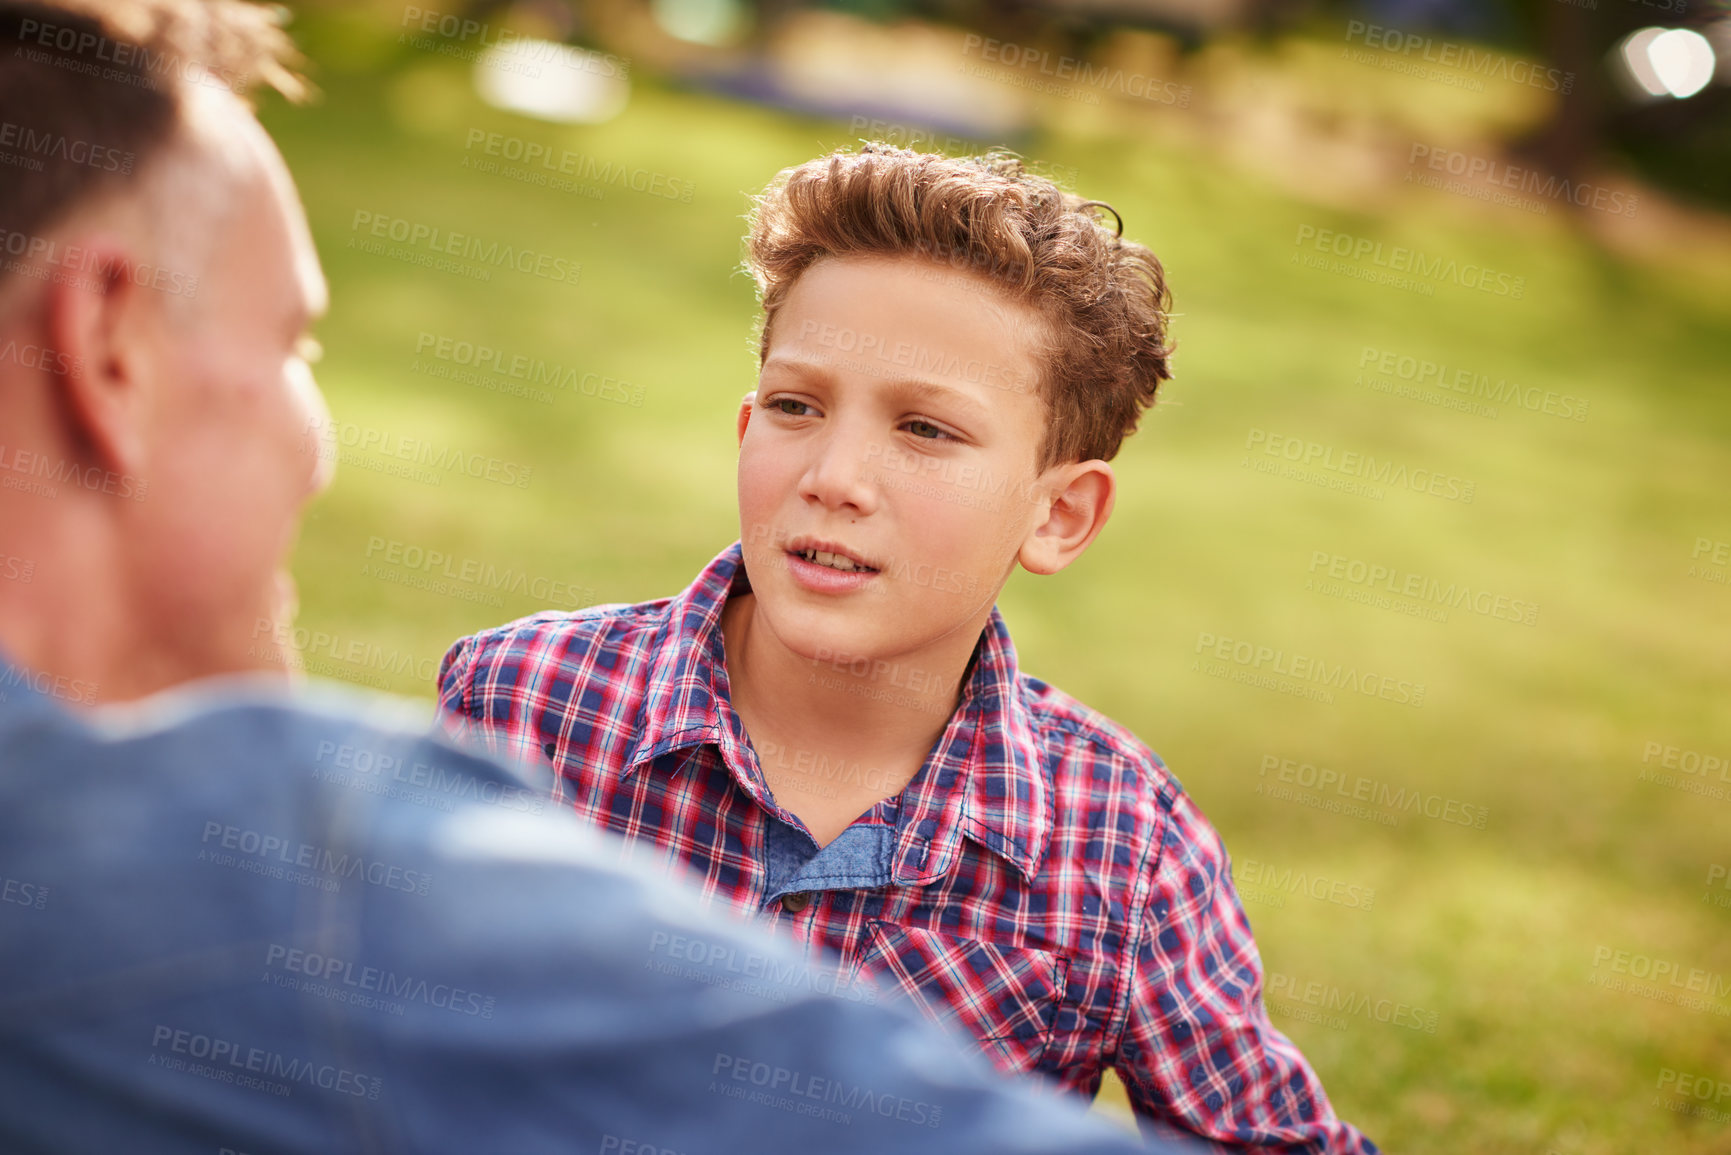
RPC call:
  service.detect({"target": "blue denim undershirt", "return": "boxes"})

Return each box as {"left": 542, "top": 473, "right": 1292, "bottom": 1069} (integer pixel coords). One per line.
{"left": 761, "top": 809, "right": 898, "bottom": 902}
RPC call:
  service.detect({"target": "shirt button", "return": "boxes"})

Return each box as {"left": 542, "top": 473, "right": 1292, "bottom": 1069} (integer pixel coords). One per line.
{"left": 780, "top": 892, "right": 811, "bottom": 913}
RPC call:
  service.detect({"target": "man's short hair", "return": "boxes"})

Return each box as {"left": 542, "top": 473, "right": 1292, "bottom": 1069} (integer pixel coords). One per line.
{"left": 743, "top": 144, "right": 1175, "bottom": 469}
{"left": 0, "top": 0, "right": 304, "bottom": 254}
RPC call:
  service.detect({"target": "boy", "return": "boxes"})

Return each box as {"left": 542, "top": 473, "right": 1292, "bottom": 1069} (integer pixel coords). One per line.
{"left": 438, "top": 145, "right": 1377, "bottom": 1153}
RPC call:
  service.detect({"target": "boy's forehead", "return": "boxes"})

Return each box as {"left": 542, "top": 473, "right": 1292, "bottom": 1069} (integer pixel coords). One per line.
{"left": 770, "top": 254, "right": 1047, "bottom": 385}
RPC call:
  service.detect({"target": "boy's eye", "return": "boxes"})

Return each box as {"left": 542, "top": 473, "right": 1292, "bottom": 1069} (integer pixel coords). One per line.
{"left": 770, "top": 398, "right": 813, "bottom": 417}
{"left": 904, "top": 419, "right": 950, "bottom": 440}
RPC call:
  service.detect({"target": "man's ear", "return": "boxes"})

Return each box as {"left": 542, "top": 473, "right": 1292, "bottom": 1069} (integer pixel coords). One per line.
{"left": 736, "top": 390, "right": 756, "bottom": 447}
{"left": 42, "top": 236, "right": 155, "bottom": 476}
{"left": 1017, "top": 460, "right": 1116, "bottom": 576}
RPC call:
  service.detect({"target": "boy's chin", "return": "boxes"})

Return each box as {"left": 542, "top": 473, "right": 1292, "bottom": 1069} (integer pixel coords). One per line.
{"left": 751, "top": 588, "right": 890, "bottom": 658}
{"left": 754, "top": 588, "right": 965, "bottom": 671}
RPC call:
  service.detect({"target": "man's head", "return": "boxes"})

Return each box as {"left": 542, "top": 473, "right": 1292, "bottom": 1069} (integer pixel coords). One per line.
{"left": 0, "top": 0, "right": 326, "bottom": 701}
{"left": 733, "top": 145, "right": 1173, "bottom": 667}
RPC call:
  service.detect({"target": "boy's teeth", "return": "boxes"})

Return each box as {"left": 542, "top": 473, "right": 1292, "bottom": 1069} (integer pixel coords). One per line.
{"left": 799, "top": 548, "right": 864, "bottom": 572}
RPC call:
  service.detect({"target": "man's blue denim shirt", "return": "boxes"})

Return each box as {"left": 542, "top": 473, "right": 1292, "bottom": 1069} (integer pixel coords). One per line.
{"left": 0, "top": 651, "right": 1181, "bottom": 1154}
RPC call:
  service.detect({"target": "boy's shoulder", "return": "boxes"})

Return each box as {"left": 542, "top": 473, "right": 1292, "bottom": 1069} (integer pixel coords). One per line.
{"left": 1012, "top": 672, "right": 1239, "bottom": 899}
{"left": 441, "top": 596, "right": 679, "bottom": 691}
{"left": 1013, "top": 670, "right": 1186, "bottom": 813}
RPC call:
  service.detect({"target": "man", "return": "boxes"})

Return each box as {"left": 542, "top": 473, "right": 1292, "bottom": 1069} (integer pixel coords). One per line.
{"left": 0, "top": 2, "right": 1188, "bottom": 1151}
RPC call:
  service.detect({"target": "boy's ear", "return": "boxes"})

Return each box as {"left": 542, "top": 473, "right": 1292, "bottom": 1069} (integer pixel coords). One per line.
{"left": 736, "top": 390, "right": 756, "bottom": 447}
{"left": 1017, "top": 460, "right": 1116, "bottom": 576}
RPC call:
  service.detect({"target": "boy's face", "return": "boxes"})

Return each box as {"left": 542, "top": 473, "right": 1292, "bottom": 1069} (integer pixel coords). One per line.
{"left": 736, "top": 254, "right": 1094, "bottom": 669}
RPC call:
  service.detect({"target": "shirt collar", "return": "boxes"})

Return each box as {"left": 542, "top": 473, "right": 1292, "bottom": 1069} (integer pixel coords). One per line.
{"left": 619, "top": 541, "right": 747, "bottom": 773}
{"left": 898, "top": 607, "right": 1052, "bottom": 886}
{"left": 620, "top": 541, "right": 1052, "bottom": 884}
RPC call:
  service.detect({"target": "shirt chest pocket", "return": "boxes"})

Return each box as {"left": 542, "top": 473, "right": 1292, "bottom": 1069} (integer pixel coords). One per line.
{"left": 850, "top": 920, "right": 1069, "bottom": 1075}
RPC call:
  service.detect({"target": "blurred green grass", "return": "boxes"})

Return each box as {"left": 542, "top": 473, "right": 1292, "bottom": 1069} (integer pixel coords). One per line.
{"left": 267, "top": 36, "right": 1731, "bottom": 1155}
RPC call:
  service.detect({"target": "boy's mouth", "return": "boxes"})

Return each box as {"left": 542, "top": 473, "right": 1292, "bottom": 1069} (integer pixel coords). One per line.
{"left": 782, "top": 536, "right": 879, "bottom": 581}
{"left": 791, "top": 547, "right": 877, "bottom": 573}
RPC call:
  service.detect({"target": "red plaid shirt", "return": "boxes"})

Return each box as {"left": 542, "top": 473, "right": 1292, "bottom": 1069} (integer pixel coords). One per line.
{"left": 437, "top": 543, "right": 1376, "bottom": 1153}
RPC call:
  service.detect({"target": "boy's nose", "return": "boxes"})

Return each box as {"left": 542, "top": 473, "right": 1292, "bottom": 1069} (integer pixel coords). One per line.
{"left": 799, "top": 426, "right": 881, "bottom": 517}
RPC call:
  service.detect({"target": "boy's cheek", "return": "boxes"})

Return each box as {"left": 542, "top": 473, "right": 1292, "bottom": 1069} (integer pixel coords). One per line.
{"left": 735, "top": 453, "right": 795, "bottom": 526}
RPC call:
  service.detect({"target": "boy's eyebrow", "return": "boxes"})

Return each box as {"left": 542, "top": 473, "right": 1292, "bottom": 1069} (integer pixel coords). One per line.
{"left": 762, "top": 355, "right": 991, "bottom": 421}
{"left": 885, "top": 378, "right": 991, "bottom": 422}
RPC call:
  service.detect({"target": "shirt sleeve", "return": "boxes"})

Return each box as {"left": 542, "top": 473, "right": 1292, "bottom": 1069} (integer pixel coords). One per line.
{"left": 434, "top": 633, "right": 478, "bottom": 744}
{"left": 1113, "top": 794, "right": 1378, "bottom": 1154}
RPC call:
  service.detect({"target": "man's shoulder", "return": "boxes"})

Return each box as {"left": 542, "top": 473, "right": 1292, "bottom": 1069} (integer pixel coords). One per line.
{"left": 1015, "top": 672, "right": 1185, "bottom": 812}
{"left": 40, "top": 676, "right": 540, "bottom": 801}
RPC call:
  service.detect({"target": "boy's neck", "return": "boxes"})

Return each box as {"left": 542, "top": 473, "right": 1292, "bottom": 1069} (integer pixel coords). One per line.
{"left": 718, "top": 590, "right": 988, "bottom": 846}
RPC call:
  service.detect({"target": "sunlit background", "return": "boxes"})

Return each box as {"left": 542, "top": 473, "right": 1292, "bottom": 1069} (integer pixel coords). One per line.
{"left": 270, "top": 1, "right": 1731, "bottom": 1150}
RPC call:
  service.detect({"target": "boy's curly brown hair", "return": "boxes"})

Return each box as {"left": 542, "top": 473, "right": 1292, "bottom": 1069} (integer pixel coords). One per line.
{"left": 744, "top": 143, "right": 1174, "bottom": 470}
